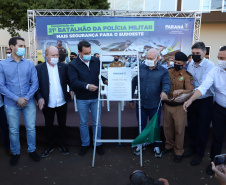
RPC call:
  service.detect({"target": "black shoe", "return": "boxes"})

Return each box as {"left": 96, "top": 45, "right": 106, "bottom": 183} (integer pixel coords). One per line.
{"left": 174, "top": 155, "right": 182, "bottom": 163}
{"left": 10, "top": 154, "right": 20, "bottom": 166}
{"left": 96, "top": 145, "right": 105, "bottom": 155}
{"left": 29, "top": 151, "right": 41, "bottom": 162}
{"left": 59, "top": 145, "right": 70, "bottom": 156}
{"left": 183, "top": 149, "right": 194, "bottom": 158}
{"left": 161, "top": 148, "right": 173, "bottom": 155}
{"left": 41, "top": 146, "right": 54, "bottom": 158}
{"left": 79, "top": 146, "right": 89, "bottom": 156}
{"left": 190, "top": 155, "right": 202, "bottom": 166}
{"left": 206, "top": 164, "right": 214, "bottom": 175}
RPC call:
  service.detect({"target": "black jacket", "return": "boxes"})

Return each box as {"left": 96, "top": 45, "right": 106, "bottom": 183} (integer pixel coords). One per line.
{"left": 68, "top": 56, "right": 107, "bottom": 100}
{"left": 35, "top": 62, "right": 71, "bottom": 108}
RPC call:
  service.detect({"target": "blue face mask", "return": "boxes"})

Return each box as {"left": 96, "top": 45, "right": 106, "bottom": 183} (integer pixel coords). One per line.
{"left": 83, "top": 54, "right": 91, "bottom": 61}
{"left": 16, "top": 48, "right": 25, "bottom": 57}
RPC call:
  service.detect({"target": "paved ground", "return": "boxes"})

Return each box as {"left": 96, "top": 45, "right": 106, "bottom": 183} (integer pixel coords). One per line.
{"left": 0, "top": 142, "right": 220, "bottom": 185}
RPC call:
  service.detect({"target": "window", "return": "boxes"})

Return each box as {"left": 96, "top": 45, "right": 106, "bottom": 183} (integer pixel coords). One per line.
{"left": 129, "top": 0, "right": 144, "bottom": 11}
{"left": 181, "top": 0, "right": 202, "bottom": 11}
{"left": 223, "top": 0, "right": 226, "bottom": 11}
{"left": 205, "top": 46, "right": 211, "bottom": 59}
{"left": 145, "top": 0, "right": 160, "bottom": 11}
{"left": 160, "top": 0, "right": 177, "bottom": 11}
{"left": 181, "top": 0, "right": 224, "bottom": 12}
{"left": 211, "top": 0, "right": 223, "bottom": 10}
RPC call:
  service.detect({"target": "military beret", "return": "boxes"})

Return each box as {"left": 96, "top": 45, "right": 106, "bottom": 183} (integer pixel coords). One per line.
{"left": 175, "top": 51, "right": 188, "bottom": 62}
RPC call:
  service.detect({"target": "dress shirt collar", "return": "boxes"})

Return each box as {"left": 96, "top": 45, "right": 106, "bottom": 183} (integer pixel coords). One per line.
{"left": 8, "top": 56, "right": 24, "bottom": 63}
{"left": 46, "top": 61, "right": 57, "bottom": 68}
{"left": 192, "top": 57, "right": 206, "bottom": 68}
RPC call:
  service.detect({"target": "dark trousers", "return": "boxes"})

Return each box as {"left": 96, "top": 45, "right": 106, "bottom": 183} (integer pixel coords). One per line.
{"left": 42, "top": 103, "right": 67, "bottom": 147}
{"left": 0, "top": 106, "right": 10, "bottom": 149}
{"left": 210, "top": 103, "right": 226, "bottom": 161}
{"left": 187, "top": 96, "right": 213, "bottom": 157}
{"left": 136, "top": 104, "right": 161, "bottom": 147}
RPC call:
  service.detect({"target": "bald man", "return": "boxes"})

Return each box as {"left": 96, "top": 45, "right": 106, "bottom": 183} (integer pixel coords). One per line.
{"left": 35, "top": 46, "right": 74, "bottom": 158}
{"left": 130, "top": 48, "right": 170, "bottom": 157}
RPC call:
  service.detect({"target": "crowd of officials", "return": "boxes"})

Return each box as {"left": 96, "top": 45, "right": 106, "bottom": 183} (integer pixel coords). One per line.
{"left": 0, "top": 37, "right": 226, "bottom": 183}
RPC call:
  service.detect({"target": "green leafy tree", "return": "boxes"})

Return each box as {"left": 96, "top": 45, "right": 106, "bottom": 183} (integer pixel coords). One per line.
{"left": 0, "top": 0, "right": 110, "bottom": 36}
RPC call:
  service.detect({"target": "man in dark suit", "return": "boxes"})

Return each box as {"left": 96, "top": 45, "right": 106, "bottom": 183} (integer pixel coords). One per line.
{"left": 36, "top": 46, "right": 74, "bottom": 157}
{"left": 68, "top": 40, "right": 108, "bottom": 156}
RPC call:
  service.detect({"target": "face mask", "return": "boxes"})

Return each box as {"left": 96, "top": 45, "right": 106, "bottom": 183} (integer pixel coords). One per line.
{"left": 169, "top": 62, "right": 174, "bottom": 66}
{"left": 70, "top": 57, "right": 74, "bottom": 61}
{"left": 16, "top": 48, "right": 25, "bottom": 57}
{"left": 192, "top": 55, "right": 202, "bottom": 63}
{"left": 83, "top": 54, "right": 91, "bottom": 61}
{"left": 115, "top": 58, "right": 119, "bottom": 62}
{"left": 174, "top": 64, "right": 184, "bottom": 71}
{"left": 145, "top": 56, "right": 157, "bottom": 67}
{"left": 7, "top": 53, "right": 11, "bottom": 58}
{"left": 218, "top": 60, "right": 226, "bottom": 69}
{"left": 50, "top": 58, "right": 58, "bottom": 65}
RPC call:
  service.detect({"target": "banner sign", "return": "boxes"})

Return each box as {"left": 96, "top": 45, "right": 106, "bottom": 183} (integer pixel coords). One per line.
{"left": 36, "top": 16, "right": 194, "bottom": 64}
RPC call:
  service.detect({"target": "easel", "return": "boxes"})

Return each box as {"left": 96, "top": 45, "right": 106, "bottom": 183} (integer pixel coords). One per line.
{"left": 92, "top": 51, "right": 142, "bottom": 167}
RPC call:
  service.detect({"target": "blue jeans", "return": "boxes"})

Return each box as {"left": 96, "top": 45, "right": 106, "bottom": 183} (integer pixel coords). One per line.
{"left": 77, "top": 99, "right": 101, "bottom": 146}
{"left": 4, "top": 101, "right": 36, "bottom": 155}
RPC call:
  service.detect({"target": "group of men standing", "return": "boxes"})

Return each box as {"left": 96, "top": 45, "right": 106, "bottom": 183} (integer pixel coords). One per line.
{"left": 0, "top": 38, "right": 106, "bottom": 166}
{"left": 0, "top": 36, "right": 226, "bottom": 177}
{"left": 130, "top": 42, "right": 226, "bottom": 176}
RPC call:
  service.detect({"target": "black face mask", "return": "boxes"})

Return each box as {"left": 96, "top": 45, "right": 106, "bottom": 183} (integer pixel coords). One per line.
{"left": 114, "top": 58, "right": 118, "bottom": 62}
{"left": 174, "top": 64, "right": 183, "bottom": 71}
{"left": 192, "top": 55, "right": 202, "bottom": 63}
{"left": 70, "top": 57, "right": 74, "bottom": 61}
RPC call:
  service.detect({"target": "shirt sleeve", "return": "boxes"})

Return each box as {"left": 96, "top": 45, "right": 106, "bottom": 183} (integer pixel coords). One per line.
{"left": 0, "top": 63, "right": 19, "bottom": 102}
{"left": 161, "top": 70, "right": 171, "bottom": 94}
{"left": 24, "top": 62, "right": 39, "bottom": 100}
{"left": 197, "top": 68, "right": 215, "bottom": 96}
{"left": 68, "top": 63, "right": 88, "bottom": 90}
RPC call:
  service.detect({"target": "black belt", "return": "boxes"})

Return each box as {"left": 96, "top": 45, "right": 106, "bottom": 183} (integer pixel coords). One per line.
{"left": 216, "top": 102, "right": 226, "bottom": 110}
{"left": 164, "top": 101, "right": 184, "bottom": 107}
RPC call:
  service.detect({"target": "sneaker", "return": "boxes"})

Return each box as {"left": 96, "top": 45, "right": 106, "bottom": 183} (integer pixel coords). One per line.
{"left": 79, "top": 146, "right": 89, "bottom": 156}
{"left": 29, "top": 151, "right": 41, "bottom": 162}
{"left": 59, "top": 145, "right": 70, "bottom": 156}
{"left": 133, "top": 146, "right": 146, "bottom": 156}
{"left": 154, "top": 147, "right": 162, "bottom": 158}
{"left": 10, "top": 154, "right": 20, "bottom": 166}
{"left": 96, "top": 145, "right": 105, "bottom": 155}
{"left": 41, "top": 146, "right": 54, "bottom": 158}
{"left": 161, "top": 148, "right": 173, "bottom": 155}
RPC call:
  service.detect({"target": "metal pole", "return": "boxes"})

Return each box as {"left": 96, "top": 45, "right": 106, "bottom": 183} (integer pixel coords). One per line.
{"left": 92, "top": 61, "right": 103, "bottom": 168}
{"left": 118, "top": 101, "right": 121, "bottom": 145}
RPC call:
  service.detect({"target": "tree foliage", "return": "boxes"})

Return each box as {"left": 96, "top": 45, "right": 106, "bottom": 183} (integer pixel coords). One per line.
{"left": 0, "top": 0, "right": 110, "bottom": 36}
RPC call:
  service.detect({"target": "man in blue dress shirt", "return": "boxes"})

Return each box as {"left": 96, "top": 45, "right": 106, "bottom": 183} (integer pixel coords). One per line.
{"left": 0, "top": 37, "right": 40, "bottom": 166}
{"left": 184, "top": 46, "right": 226, "bottom": 175}
{"left": 129, "top": 48, "right": 170, "bottom": 157}
{"left": 182, "top": 42, "right": 215, "bottom": 166}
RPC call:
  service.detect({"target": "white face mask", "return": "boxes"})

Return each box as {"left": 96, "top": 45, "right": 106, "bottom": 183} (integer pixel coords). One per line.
{"left": 218, "top": 60, "right": 226, "bottom": 69}
{"left": 7, "top": 53, "right": 11, "bottom": 58}
{"left": 145, "top": 56, "right": 157, "bottom": 67}
{"left": 50, "top": 58, "right": 58, "bottom": 65}
{"left": 169, "top": 61, "right": 174, "bottom": 66}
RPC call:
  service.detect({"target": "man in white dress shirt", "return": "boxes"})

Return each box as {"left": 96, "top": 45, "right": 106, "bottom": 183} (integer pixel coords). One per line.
{"left": 36, "top": 46, "right": 74, "bottom": 157}
{"left": 182, "top": 42, "right": 215, "bottom": 166}
{"left": 184, "top": 46, "right": 226, "bottom": 175}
